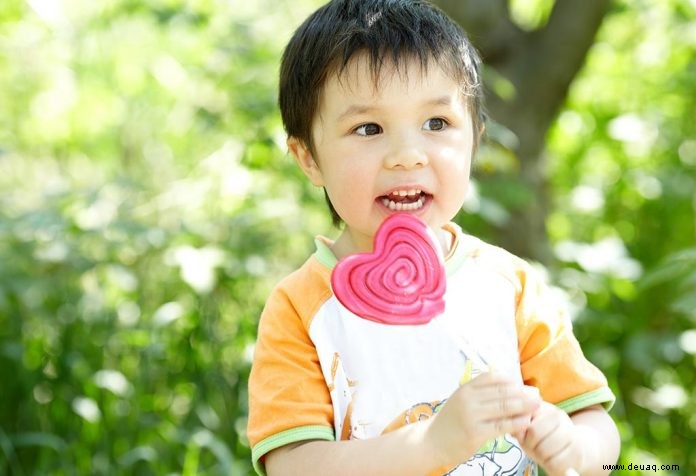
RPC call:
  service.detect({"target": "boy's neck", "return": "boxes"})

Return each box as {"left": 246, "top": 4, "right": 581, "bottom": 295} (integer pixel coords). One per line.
{"left": 330, "top": 231, "right": 369, "bottom": 261}
{"left": 330, "top": 223, "right": 454, "bottom": 261}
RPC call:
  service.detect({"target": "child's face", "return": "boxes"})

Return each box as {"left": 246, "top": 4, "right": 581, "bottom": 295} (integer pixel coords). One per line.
{"left": 290, "top": 54, "right": 474, "bottom": 255}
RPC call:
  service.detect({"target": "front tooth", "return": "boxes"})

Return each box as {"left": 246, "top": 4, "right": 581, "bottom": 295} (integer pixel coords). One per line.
{"left": 398, "top": 190, "right": 408, "bottom": 196}
{"left": 407, "top": 189, "right": 417, "bottom": 197}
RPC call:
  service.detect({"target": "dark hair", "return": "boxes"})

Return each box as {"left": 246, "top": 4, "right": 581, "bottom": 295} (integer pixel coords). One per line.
{"left": 279, "top": 0, "right": 485, "bottom": 226}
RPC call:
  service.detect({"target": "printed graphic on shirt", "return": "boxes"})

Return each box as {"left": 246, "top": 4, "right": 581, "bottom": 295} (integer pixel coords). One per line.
{"left": 327, "top": 352, "right": 358, "bottom": 440}
{"left": 326, "top": 340, "right": 536, "bottom": 476}
{"left": 376, "top": 352, "right": 537, "bottom": 476}
{"left": 382, "top": 400, "right": 444, "bottom": 434}
{"left": 380, "top": 400, "right": 535, "bottom": 475}
{"left": 448, "top": 435, "right": 536, "bottom": 476}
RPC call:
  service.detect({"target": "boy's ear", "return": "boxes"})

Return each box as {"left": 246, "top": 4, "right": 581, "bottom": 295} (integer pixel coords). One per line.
{"left": 288, "top": 137, "right": 324, "bottom": 187}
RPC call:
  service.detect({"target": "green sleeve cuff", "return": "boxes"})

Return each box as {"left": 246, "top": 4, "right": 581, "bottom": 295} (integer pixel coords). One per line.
{"left": 556, "top": 386, "right": 616, "bottom": 414}
{"left": 251, "top": 425, "right": 335, "bottom": 475}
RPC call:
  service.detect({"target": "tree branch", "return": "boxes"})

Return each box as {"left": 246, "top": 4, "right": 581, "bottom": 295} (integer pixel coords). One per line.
{"left": 435, "top": 0, "right": 611, "bottom": 138}
{"left": 432, "top": 0, "right": 522, "bottom": 64}
{"left": 511, "top": 0, "right": 612, "bottom": 134}
{"left": 433, "top": 0, "right": 613, "bottom": 262}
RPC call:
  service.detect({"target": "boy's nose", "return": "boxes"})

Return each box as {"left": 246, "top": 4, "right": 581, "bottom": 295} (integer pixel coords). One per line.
{"left": 383, "top": 143, "right": 428, "bottom": 170}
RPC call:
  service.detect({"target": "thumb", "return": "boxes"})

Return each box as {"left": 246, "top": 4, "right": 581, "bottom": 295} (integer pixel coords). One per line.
{"left": 511, "top": 428, "right": 527, "bottom": 443}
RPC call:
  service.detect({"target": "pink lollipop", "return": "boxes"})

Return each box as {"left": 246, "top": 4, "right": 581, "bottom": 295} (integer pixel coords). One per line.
{"left": 331, "top": 213, "right": 446, "bottom": 325}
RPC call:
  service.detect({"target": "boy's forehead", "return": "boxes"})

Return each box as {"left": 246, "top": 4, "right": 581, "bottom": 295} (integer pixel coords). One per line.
{"left": 331, "top": 54, "right": 429, "bottom": 96}
{"left": 322, "top": 53, "right": 461, "bottom": 105}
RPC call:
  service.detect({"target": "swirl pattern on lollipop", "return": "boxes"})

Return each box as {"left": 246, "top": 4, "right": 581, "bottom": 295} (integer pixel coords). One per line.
{"left": 331, "top": 213, "right": 446, "bottom": 325}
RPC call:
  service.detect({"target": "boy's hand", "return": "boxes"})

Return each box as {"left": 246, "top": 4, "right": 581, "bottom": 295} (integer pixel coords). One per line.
{"left": 514, "top": 401, "right": 584, "bottom": 476}
{"left": 425, "top": 372, "right": 541, "bottom": 469}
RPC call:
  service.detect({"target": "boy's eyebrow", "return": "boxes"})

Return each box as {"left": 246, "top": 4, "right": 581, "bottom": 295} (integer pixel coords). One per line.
{"left": 337, "top": 96, "right": 456, "bottom": 121}
{"left": 426, "top": 95, "right": 457, "bottom": 107}
{"left": 337, "top": 104, "right": 377, "bottom": 121}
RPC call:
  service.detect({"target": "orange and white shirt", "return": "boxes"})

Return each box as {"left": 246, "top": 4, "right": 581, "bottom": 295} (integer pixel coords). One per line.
{"left": 247, "top": 223, "right": 615, "bottom": 475}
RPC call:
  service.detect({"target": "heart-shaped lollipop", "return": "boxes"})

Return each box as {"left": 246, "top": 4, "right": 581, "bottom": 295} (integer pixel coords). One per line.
{"left": 331, "top": 213, "right": 446, "bottom": 325}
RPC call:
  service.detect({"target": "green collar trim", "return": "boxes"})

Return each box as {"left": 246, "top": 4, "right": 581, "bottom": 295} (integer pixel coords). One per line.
{"left": 314, "top": 237, "right": 338, "bottom": 269}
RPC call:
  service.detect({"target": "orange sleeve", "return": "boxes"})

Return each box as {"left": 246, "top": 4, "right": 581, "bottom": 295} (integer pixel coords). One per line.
{"left": 515, "top": 263, "right": 614, "bottom": 412}
{"left": 247, "top": 260, "right": 335, "bottom": 472}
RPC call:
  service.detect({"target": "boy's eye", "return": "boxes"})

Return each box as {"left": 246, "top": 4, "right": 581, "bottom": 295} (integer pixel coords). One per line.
{"left": 423, "top": 118, "right": 447, "bottom": 131}
{"left": 355, "top": 123, "right": 382, "bottom": 136}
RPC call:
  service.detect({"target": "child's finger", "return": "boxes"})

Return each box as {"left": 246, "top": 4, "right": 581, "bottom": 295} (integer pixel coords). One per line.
{"left": 480, "top": 414, "right": 533, "bottom": 437}
{"left": 467, "top": 371, "right": 520, "bottom": 386}
{"left": 511, "top": 428, "right": 527, "bottom": 443}
{"left": 522, "top": 385, "right": 541, "bottom": 401}
{"left": 478, "top": 394, "right": 539, "bottom": 418}
{"left": 522, "top": 403, "right": 564, "bottom": 451}
{"left": 542, "top": 440, "right": 579, "bottom": 476}
{"left": 533, "top": 430, "right": 571, "bottom": 462}
{"left": 468, "top": 374, "right": 542, "bottom": 405}
{"left": 467, "top": 377, "right": 531, "bottom": 400}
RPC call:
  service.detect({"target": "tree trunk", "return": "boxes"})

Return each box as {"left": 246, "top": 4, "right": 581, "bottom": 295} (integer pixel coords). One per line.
{"left": 433, "top": 0, "right": 611, "bottom": 263}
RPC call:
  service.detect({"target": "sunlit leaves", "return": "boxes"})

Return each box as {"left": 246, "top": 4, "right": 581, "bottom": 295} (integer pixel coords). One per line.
{"left": 545, "top": 0, "right": 696, "bottom": 467}
{"left": 0, "top": 0, "right": 326, "bottom": 473}
{"left": 1, "top": 0, "right": 694, "bottom": 473}
{"left": 509, "top": 0, "right": 555, "bottom": 30}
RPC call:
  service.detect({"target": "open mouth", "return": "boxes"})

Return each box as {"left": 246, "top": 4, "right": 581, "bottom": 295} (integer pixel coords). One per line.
{"left": 379, "top": 188, "right": 430, "bottom": 211}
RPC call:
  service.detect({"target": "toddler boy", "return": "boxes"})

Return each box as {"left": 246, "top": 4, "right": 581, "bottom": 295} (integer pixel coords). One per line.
{"left": 247, "top": 1, "right": 620, "bottom": 474}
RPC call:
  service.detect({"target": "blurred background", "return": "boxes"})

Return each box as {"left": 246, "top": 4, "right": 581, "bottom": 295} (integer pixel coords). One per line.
{"left": 0, "top": 0, "right": 694, "bottom": 474}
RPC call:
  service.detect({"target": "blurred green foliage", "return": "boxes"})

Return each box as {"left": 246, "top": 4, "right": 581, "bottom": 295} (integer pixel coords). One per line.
{"left": 546, "top": 1, "right": 696, "bottom": 472}
{"left": 0, "top": 0, "right": 327, "bottom": 474}
{"left": 0, "top": 0, "right": 694, "bottom": 475}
